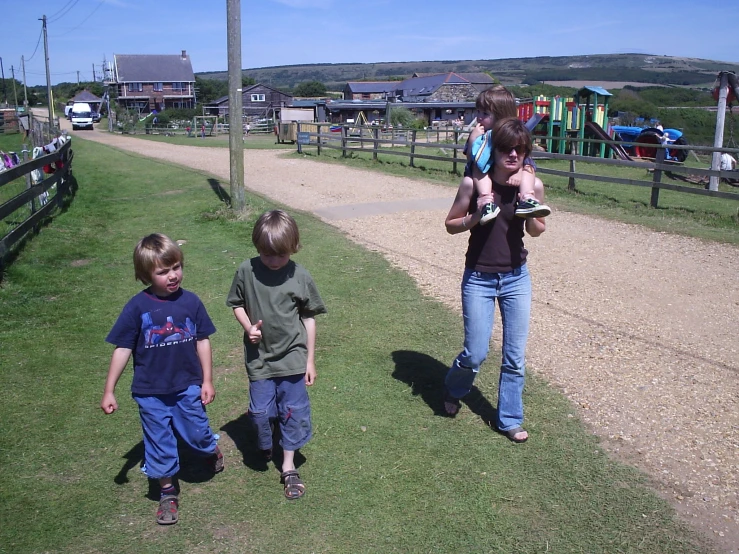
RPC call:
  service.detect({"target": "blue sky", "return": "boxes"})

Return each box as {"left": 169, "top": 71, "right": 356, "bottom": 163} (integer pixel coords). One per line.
{"left": 4, "top": 0, "right": 739, "bottom": 86}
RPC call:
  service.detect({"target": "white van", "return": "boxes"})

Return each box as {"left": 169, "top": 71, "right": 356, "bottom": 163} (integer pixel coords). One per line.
{"left": 71, "top": 102, "right": 94, "bottom": 130}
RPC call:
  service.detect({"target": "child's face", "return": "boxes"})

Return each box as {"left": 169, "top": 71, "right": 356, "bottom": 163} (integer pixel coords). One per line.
{"left": 149, "top": 261, "right": 183, "bottom": 297}
{"left": 259, "top": 252, "right": 291, "bottom": 271}
{"left": 477, "top": 110, "right": 495, "bottom": 131}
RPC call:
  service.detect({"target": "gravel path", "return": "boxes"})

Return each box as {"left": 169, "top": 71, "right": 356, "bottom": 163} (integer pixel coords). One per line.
{"left": 71, "top": 126, "right": 738, "bottom": 552}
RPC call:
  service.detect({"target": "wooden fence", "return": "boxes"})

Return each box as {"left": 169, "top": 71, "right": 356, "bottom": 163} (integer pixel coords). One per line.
{"left": 0, "top": 139, "right": 74, "bottom": 269}
{"left": 295, "top": 122, "right": 739, "bottom": 208}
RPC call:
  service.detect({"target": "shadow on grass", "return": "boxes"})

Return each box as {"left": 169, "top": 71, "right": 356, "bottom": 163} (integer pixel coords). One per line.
{"left": 391, "top": 349, "right": 499, "bottom": 426}
{"left": 207, "top": 177, "right": 231, "bottom": 205}
{"left": 220, "top": 412, "right": 305, "bottom": 474}
{"left": 114, "top": 436, "right": 228, "bottom": 500}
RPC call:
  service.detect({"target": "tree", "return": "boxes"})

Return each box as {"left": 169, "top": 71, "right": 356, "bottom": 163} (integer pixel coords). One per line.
{"left": 293, "top": 80, "right": 327, "bottom": 97}
{"left": 242, "top": 76, "right": 255, "bottom": 87}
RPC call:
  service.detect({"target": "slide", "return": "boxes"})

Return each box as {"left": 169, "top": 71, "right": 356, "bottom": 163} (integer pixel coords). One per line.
{"left": 585, "top": 121, "right": 632, "bottom": 161}
{"left": 524, "top": 113, "right": 548, "bottom": 131}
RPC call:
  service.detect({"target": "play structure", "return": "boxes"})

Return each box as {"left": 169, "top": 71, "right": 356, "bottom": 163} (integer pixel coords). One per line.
{"left": 192, "top": 115, "right": 218, "bottom": 137}
{"left": 518, "top": 86, "right": 688, "bottom": 162}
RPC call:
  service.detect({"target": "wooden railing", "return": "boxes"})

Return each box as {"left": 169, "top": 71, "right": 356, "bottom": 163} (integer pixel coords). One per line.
{"left": 294, "top": 122, "right": 739, "bottom": 208}
{"left": 0, "top": 139, "right": 74, "bottom": 269}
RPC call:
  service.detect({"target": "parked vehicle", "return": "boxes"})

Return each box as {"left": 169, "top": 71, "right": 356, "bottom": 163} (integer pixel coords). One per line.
{"left": 91, "top": 111, "right": 101, "bottom": 123}
{"left": 71, "top": 102, "right": 94, "bottom": 130}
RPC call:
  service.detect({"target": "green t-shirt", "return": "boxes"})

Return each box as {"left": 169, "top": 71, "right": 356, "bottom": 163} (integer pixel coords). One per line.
{"left": 226, "top": 257, "right": 327, "bottom": 381}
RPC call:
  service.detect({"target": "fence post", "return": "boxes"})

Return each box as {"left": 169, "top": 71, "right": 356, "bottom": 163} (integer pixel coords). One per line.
{"left": 317, "top": 123, "right": 322, "bottom": 156}
{"left": 453, "top": 130, "right": 459, "bottom": 175}
{"left": 650, "top": 146, "right": 665, "bottom": 208}
{"left": 373, "top": 127, "right": 379, "bottom": 161}
{"left": 296, "top": 122, "right": 302, "bottom": 154}
{"left": 410, "top": 130, "right": 417, "bottom": 167}
{"left": 341, "top": 126, "right": 347, "bottom": 158}
{"left": 568, "top": 141, "right": 577, "bottom": 191}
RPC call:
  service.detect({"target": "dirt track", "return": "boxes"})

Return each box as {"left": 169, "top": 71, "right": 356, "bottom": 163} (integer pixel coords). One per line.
{"left": 67, "top": 124, "right": 738, "bottom": 552}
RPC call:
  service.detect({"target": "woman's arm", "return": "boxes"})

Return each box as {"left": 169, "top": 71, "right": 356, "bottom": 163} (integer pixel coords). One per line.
{"left": 525, "top": 177, "right": 547, "bottom": 237}
{"left": 445, "top": 172, "right": 492, "bottom": 235}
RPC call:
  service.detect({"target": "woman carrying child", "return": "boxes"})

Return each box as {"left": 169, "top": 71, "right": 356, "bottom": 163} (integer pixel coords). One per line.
{"left": 443, "top": 117, "right": 547, "bottom": 443}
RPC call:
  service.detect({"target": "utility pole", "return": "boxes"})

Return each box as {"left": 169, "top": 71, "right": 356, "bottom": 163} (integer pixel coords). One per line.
{"left": 226, "top": 0, "right": 245, "bottom": 212}
{"left": 92, "top": 63, "right": 96, "bottom": 82}
{"left": 0, "top": 57, "right": 6, "bottom": 107}
{"left": 41, "top": 15, "right": 55, "bottom": 129}
{"left": 11, "top": 66, "right": 18, "bottom": 107}
{"left": 21, "top": 56, "right": 28, "bottom": 108}
{"left": 709, "top": 72, "right": 729, "bottom": 192}
{"left": 77, "top": 71, "right": 80, "bottom": 85}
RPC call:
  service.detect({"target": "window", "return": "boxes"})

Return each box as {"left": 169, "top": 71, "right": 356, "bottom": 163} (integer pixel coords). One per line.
{"left": 251, "top": 94, "right": 265, "bottom": 102}
{"left": 127, "top": 82, "right": 143, "bottom": 92}
{"left": 361, "top": 93, "right": 371, "bottom": 100}
{"left": 172, "top": 82, "right": 185, "bottom": 91}
{"left": 153, "top": 82, "right": 163, "bottom": 92}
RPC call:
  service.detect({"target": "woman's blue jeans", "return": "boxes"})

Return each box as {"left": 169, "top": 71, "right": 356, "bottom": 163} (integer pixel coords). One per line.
{"left": 445, "top": 265, "right": 531, "bottom": 432}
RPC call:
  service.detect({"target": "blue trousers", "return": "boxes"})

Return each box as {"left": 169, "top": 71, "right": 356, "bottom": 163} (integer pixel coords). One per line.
{"left": 248, "top": 374, "right": 312, "bottom": 452}
{"left": 133, "top": 385, "right": 217, "bottom": 479}
{"left": 445, "top": 265, "right": 531, "bottom": 431}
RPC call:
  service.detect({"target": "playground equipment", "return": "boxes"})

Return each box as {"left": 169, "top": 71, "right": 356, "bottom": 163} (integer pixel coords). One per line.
{"left": 520, "top": 86, "right": 621, "bottom": 159}
{"left": 519, "top": 86, "right": 692, "bottom": 162}
{"left": 192, "top": 115, "right": 218, "bottom": 137}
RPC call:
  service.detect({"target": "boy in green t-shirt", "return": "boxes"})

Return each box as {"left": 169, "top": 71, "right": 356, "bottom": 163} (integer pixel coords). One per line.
{"left": 226, "top": 210, "right": 327, "bottom": 499}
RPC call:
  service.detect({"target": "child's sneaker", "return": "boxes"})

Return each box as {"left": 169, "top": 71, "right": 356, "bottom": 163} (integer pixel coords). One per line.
{"left": 515, "top": 198, "right": 551, "bottom": 218}
{"left": 207, "top": 445, "right": 224, "bottom": 474}
{"left": 479, "top": 202, "right": 500, "bottom": 224}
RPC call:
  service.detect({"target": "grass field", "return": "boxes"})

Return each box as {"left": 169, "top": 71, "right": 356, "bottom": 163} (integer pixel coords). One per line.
{"left": 0, "top": 137, "right": 715, "bottom": 553}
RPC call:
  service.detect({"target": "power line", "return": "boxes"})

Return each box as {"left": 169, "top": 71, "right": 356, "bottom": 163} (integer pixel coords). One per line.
{"left": 49, "top": 0, "right": 81, "bottom": 23}
{"left": 51, "top": 0, "right": 105, "bottom": 37}
{"left": 48, "top": 0, "right": 77, "bottom": 20}
{"left": 24, "top": 27, "right": 44, "bottom": 63}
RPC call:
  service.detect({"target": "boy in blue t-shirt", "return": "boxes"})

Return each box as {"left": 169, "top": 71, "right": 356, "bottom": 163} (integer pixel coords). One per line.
{"left": 101, "top": 234, "right": 223, "bottom": 525}
{"left": 226, "top": 210, "right": 326, "bottom": 500}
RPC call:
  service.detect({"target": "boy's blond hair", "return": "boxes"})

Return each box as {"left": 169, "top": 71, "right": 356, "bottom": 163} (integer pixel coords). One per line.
{"left": 492, "top": 117, "right": 533, "bottom": 159}
{"left": 133, "top": 233, "right": 183, "bottom": 285}
{"left": 252, "top": 210, "right": 301, "bottom": 256}
{"left": 475, "top": 85, "right": 517, "bottom": 121}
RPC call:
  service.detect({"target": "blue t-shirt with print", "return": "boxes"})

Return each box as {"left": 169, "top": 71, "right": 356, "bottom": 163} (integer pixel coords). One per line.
{"left": 106, "top": 288, "right": 216, "bottom": 395}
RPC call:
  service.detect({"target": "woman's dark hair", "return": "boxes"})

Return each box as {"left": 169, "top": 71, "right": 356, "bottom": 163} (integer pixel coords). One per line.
{"left": 492, "top": 117, "right": 532, "bottom": 159}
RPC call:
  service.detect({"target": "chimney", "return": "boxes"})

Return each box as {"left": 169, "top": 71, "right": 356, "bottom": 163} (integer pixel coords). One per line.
{"left": 181, "top": 50, "right": 187, "bottom": 59}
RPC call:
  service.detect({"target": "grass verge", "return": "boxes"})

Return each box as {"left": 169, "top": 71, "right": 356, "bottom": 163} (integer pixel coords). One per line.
{"left": 0, "top": 138, "right": 713, "bottom": 553}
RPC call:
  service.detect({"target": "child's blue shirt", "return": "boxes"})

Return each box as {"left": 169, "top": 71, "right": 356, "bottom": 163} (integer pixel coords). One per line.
{"left": 468, "top": 130, "right": 536, "bottom": 175}
{"left": 106, "top": 288, "right": 216, "bottom": 395}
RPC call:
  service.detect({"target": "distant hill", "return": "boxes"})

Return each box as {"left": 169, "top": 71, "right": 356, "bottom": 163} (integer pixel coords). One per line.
{"left": 197, "top": 53, "right": 739, "bottom": 91}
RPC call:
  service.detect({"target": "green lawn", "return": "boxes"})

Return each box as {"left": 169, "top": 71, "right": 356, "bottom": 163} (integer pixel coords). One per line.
{"left": 0, "top": 138, "right": 714, "bottom": 553}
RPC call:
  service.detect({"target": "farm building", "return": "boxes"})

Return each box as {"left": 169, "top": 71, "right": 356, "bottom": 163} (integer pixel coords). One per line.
{"left": 343, "top": 81, "right": 398, "bottom": 101}
{"left": 205, "top": 84, "right": 293, "bottom": 118}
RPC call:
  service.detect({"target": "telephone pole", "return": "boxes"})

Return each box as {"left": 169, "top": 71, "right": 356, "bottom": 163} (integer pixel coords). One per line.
{"left": 41, "top": 15, "right": 55, "bottom": 129}
{"left": 0, "top": 57, "right": 6, "bottom": 107}
{"left": 92, "top": 63, "right": 96, "bottom": 82}
{"left": 11, "top": 66, "right": 18, "bottom": 107}
{"left": 226, "top": 0, "right": 245, "bottom": 212}
{"left": 21, "top": 56, "right": 28, "bottom": 107}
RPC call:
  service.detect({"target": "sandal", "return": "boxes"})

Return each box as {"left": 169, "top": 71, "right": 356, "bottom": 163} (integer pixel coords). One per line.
{"left": 500, "top": 426, "right": 528, "bottom": 443}
{"left": 280, "top": 470, "right": 305, "bottom": 500}
{"left": 443, "top": 389, "right": 461, "bottom": 416}
{"left": 156, "top": 494, "right": 179, "bottom": 525}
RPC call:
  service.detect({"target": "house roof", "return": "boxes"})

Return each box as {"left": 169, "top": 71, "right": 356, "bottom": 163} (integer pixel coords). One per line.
{"left": 114, "top": 53, "right": 195, "bottom": 82}
{"left": 243, "top": 83, "right": 293, "bottom": 97}
{"left": 345, "top": 82, "right": 398, "bottom": 94}
{"left": 205, "top": 84, "right": 294, "bottom": 106}
{"left": 397, "top": 72, "right": 471, "bottom": 100}
{"left": 72, "top": 90, "right": 102, "bottom": 102}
